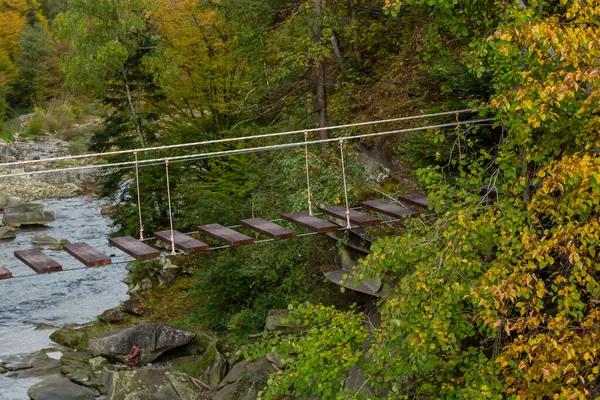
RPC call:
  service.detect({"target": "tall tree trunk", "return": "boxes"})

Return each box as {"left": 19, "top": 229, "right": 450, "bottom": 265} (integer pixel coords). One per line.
{"left": 314, "top": 0, "right": 328, "bottom": 142}
{"left": 352, "top": 2, "right": 361, "bottom": 64}
{"left": 121, "top": 66, "right": 147, "bottom": 148}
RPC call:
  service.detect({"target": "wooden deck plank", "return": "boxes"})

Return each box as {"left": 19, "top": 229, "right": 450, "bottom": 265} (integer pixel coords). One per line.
{"left": 14, "top": 249, "right": 62, "bottom": 274}
{"left": 398, "top": 193, "right": 429, "bottom": 209}
{"left": 0, "top": 266, "right": 12, "bottom": 280}
{"left": 197, "top": 224, "right": 254, "bottom": 246}
{"left": 281, "top": 213, "right": 339, "bottom": 233}
{"left": 63, "top": 243, "right": 112, "bottom": 267}
{"left": 319, "top": 206, "right": 381, "bottom": 227}
{"left": 108, "top": 236, "right": 160, "bottom": 260}
{"left": 240, "top": 218, "right": 297, "bottom": 240}
{"left": 360, "top": 200, "right": 420, "bottom": 219}
{"left": 155, "top": 230, "right": 209, "bottom": 253}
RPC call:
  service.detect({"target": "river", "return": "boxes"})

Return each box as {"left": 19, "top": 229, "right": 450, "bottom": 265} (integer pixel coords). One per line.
{"left": 0, "top": 196, "right": 131, "bottom": 399}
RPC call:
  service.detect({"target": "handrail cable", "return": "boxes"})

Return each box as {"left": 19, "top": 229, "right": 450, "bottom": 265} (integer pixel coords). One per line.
{"left": 0, "top": 118, "right": 494, "bottom": 180}
{"left": 0, "top": 109, "right": 479, "bottom": 169}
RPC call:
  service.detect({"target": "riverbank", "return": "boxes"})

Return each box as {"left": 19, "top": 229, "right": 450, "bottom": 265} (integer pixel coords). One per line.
{"left": 21, "top": 257, "right": 284, "bottom": 399}
{"left": 0, "top": 195, "right": 130, "bottom": 399}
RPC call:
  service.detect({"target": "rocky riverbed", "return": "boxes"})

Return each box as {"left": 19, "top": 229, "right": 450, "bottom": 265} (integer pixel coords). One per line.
{"left": 0, "top": 127, "right": 285, "bottom": 399}
{"left": 14, "top": 258, "right": 288, "bottom": 400}
{"left": 0, "top": 195, "right": 131, "bottom": 399}
{"left": 0, "top": 132, "right": 99, "bottom": 202}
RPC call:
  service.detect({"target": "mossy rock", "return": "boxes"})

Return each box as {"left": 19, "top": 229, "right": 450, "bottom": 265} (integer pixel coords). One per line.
{"left": 193, "top": 342, "right": 227, "bottom": 387}
{"left": 60, "top": 352, "right": 101, "bottom": 390}
{"left": 50, "top": 327, "right": 87, "bottom": 349}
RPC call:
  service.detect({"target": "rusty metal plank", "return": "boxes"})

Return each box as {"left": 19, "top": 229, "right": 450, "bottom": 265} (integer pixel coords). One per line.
{"left": 63, "top": 243, "right": 112, "bottom": 267}
{"left": 108, "top": 236, "right": 160, "bottom": 260}
{"left": 319, "top": 206, "right": 381, "bottom": 227}
{"left": 0, "top": 266, "right": 12, "bottom": 280}
{"left": 198, "top": 224, "right": 254, "bottom": 246}
{"left": 14, "top": 249, "right": 62, "bottom": 274}
{"left": 281, "top": 213, "right": 339, "bottom": 233}
{"left": 398, "top": 193, "right": 429, "bottom": 209}
{"left": 155, "top": 230, "right": 209, "bottom": 253}
{"left": 360, "top": 200, "right": 420, "bottom": 219}
{"left": 240, "top": 218, "right": 296, "bottom": 240}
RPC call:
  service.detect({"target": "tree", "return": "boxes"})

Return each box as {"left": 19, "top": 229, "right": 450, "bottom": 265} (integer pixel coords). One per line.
{"left": 13, "top": 2, "right": 56, "bottom": 106}
{"left": 147, "top": 0, "right": 248, "bottom": 132}
{"left": 0, "top": 0, "right": 28, "bottom": 63}
{"left": 253, "top": 0, "right": 600, "bottom": 398}
{"left": 57, "top": 0, "right": 159, "bottom": 147}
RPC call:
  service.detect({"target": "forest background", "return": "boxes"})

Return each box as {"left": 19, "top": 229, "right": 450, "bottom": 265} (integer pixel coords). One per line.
{"left": 1, "top": 0, "right": 600, "bottom": 398}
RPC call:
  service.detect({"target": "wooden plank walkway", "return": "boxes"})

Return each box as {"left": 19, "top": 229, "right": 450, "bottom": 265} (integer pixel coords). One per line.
{"left": 198, "top": 224, "right": 254, "bottom": 246}
{"left": 241, "top": 218, "right": 296, "bottom": 240}
{"left": 361, "top": 200, "right": 420, "bottom": 219}
{"left": 155, "top": 230, "right": 209, "bottom": 253}
{"left": 63, "top": 243, "right": 112, "bottom": 267}
{"left": 108, "top": 236, "right": 160, "bottom": 260}
{"left": 0, "top": 266, "right": 12, "bottom": 280}
{"left": 320, "top": 206, "right": 381, "bottom": 227}
{"left": 398, "top": 193, "right": 429, "bottom": 209}
{"left": 281, "top": 213, "right": 339, "bottom": 233}
{"left": 14, "top": 249, "right": 62, "bottom": 273}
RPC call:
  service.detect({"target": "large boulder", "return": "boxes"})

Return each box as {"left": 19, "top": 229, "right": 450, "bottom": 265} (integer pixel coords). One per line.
{"left": 121, "top": 299, "right": 149, "bottom": 317}
{"left": 158, "top": 330, "right": 215, "bottom": 359}
{"left": 0, "top": 226, "right": 16, "bottom": 240}
{"left": 32, "top": 235, "right": 59, "bottom": 246}
{"left": 88, "top": 322, "right": 195, "bottom": 363}
{"left": 3, "top": 202, "right": 55, "bottom": 227}
{"left": 196, "top": 342, "right": 227, "bottom": 388}
{"left": 59, "top": 351, "right": 100, "bottom": 390}
{"left": 49, "top": 327, "right": 86, "bottom": 349}
{"left": 98, "top": 308, "right": 127, "bottom": 324}
{"left": 213, "top": 357, "right": 277, "bottom": 400}
{"left": 0, "top": 145, "right": 17, "bottom": 158}
{"left": 27, "top": 374, "right": 97, "bottom": 400}
{"left": 7, "top": 196, "right": 22, "bottom": 206}
{"left": 0, "top": 350, "right": 61, "bottom": 378}
{"left": 105, "top": 369, "right": 208, "bottom": 400}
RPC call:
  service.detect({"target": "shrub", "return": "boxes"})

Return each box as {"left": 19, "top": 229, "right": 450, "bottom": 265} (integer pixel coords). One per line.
{"left": 189, "top": 238, "right": 335, "bottom": 340}
{"left": 28, "top": 112, "right": 45, "bottom": 134}
{"left": 46, "top": 103, "right": 74, "bottom": 133}
{"left": 67, "top": 135, "right": 89, "bottom": 155}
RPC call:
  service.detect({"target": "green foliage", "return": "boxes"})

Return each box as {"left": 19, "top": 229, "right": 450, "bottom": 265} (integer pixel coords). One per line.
{"left": 39, "top": 0, "right": 68, "bottom": 20}
{"left": 27, "top": 103, "right": 75, "bottom": 135}
{"left": 13, "top": 3, "right": 56, "bottom": 107}
{"left": 67, "top": 134, "right": 88, "bottom": 155}
{"left": 26, "top": 0, "right": 600, "bottom": 397}
{"left": 57, "top": 0, "right": 157, "bottom": 92}
{"left": 189, "top": 238, "right": 334, "bottom": 338}
{"left": 246, "top": 303, "right": 369, "bottom": 399}
{"left": 125, "top": 259, "right": 164, "bottom": 287}
{"left": 248, "top": 1, "right": 600, "bottom": 399}
{"left": 28, "top": 112, "right": 45, "bottom": 134}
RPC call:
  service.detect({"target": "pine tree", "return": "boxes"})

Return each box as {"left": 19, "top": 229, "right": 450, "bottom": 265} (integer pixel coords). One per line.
{"left": 13, "top": 3, "right": 55, "bottom": 106}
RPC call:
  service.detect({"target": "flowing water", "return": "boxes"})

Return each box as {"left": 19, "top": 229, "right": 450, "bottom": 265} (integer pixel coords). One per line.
{"left": 0, "top": 196, "right": 131, "bottom": 399}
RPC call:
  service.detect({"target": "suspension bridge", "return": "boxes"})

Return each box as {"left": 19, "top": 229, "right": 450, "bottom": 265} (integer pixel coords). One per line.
{"left": 0, "top": 109, "right": 494, "bottom": 283}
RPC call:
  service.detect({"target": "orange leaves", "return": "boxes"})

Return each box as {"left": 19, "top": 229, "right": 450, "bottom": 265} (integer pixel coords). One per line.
{"left": 0, "top": 7, "right": 25, "bottom": 60}
{"left": 477, "top": 147, "right": 600, "bottom": 397}
{"left": 488, "top": 3, "right": 600, "bottom": 163}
